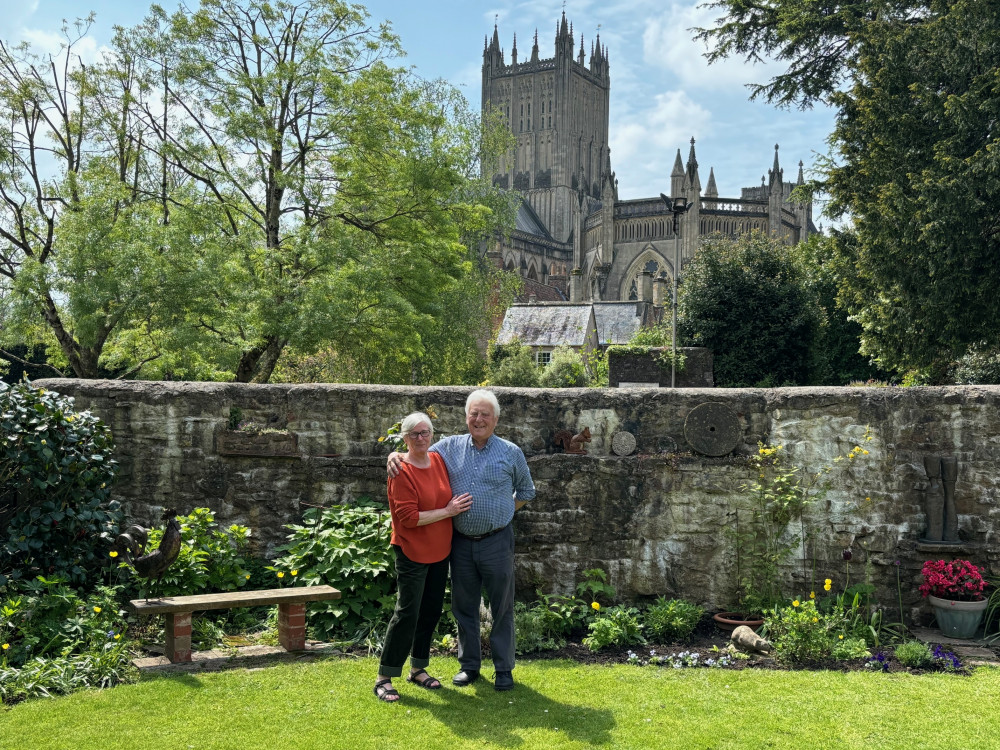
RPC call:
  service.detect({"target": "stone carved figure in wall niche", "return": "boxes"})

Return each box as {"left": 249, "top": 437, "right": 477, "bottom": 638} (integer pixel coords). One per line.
{"left": 921, "top": 455, "right": 960, "bottom": 543}
{"left": 553, "top": 427, "right": 591, "bottom": 454}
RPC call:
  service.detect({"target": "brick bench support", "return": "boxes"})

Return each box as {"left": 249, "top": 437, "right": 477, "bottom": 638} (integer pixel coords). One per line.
{"left": 129, "top": 585, "right": 341, "bottom": 663}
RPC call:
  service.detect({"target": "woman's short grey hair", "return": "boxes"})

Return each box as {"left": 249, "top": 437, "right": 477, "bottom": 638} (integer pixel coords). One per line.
{"left": 400, "top": 412, "right": 433, "bottom": 435}
{"left": 465, "top": 389, "right": 500, "bottom": 418}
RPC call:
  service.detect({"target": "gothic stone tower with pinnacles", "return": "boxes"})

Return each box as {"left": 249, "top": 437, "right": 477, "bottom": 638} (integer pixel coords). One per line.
{"left": 482, "top": 13, "right": 816, "bottom": 304}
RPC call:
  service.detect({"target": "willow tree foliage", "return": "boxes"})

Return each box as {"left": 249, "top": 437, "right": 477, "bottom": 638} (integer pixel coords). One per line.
{"left": 0, "top": 0, "right": 516, "bottom": 383}
{"left": 698, "top": 0, "right": 1000, "bottom": 377}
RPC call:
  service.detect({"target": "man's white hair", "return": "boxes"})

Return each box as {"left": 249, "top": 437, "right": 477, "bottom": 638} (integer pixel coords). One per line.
{"left": 400, "top": 412, "right": 433, "bottom": 435}
{"left": 465, "top": 389, "right": 500, "bottom": 418}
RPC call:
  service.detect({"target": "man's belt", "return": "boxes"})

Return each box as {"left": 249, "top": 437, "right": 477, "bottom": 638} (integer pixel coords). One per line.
{"left": 454, "top": 524, "right": 509, "bottom": 542}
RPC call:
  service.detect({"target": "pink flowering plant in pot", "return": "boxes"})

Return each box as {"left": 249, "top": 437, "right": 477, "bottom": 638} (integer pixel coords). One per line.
{"left": 919, "top": 559, "right": 987, "bottom": 602}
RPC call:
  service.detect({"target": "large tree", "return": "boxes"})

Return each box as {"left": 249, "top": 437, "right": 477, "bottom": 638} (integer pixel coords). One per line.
{"left": 678, "top": 231, "right": 821, "bottom": 387}
{"left": 129, "top": 0, "right": 513, "bottom": 383}
{"left": 0, "top": 1, "right": 515, "bottom": 383}
{"left": 697, "top": 0, "right": 1000, "bottom": 378}
{"left": 0, "top": 18, "right": 185, "bottom": 378}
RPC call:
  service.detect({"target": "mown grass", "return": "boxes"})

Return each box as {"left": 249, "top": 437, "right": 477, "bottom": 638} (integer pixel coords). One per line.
{"left": 3, "top": 656, "right": 1000, "bottom": 749}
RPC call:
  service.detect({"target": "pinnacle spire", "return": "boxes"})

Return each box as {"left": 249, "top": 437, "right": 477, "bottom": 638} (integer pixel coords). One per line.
{"left": 671, "top": 149, "right": 684, "bottom": 176}
{"left": 706, "top": 167, "right": 718, "bottom": 197}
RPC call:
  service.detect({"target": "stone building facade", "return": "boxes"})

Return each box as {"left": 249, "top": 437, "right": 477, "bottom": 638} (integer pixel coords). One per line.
{"left": 482, "top": 13, "right": 817, "bottom": 303}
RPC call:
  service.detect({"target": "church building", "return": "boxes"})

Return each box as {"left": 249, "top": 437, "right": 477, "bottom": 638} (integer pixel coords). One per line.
{"left": 482, "top": 13, "right": 817, "bottom": 304}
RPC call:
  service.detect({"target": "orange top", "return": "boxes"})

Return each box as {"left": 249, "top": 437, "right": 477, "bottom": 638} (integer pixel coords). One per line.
{"left": 387, "top": 452, "right": 453, "bottom": 563}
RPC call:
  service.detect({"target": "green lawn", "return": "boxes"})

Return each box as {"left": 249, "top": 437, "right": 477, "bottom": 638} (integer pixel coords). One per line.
{"left": 3, "top": 657, "right": 1000, "bottom": 749}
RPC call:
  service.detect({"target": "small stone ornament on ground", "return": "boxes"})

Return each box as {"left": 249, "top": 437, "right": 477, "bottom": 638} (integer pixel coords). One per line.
{"left": 611, "top": 431, "right": 637, "bottom": 456}
{"left": 730, "top": 625, "right": 771, "bottom": 655}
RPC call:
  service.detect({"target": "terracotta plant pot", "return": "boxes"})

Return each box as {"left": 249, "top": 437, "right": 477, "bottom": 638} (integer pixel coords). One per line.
{"left": 712, "top": 612, "right": 765, "bottom": 632}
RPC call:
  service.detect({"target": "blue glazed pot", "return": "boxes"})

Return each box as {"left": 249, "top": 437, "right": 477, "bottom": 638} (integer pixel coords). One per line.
{"left": 928, "top": 594, "right": 988, "bottom": 639}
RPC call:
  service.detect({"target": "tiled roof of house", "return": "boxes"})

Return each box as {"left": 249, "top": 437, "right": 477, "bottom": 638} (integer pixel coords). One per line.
{"left": 496, "top": 304, "right": 594, "bottom": 347}
{"left": 593, "top": 302, "right": 647, "bottom": 345}
{"left": 516, "top": 277, "right": 566, "bottom": 302}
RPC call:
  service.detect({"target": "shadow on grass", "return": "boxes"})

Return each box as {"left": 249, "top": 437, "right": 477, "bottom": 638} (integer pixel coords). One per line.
{"left": 402, "top": 678, "right": 615, "bottom": 746}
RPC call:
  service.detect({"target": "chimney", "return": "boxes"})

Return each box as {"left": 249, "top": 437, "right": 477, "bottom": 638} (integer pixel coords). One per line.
{"left": 653, "top": 275, "right": 666, "bottom": 308}
{"left": 640, "top": 270, "right": 654, "bottom": 303}
{"left": 570, "top": 267, "right": 583, "bottom": 303}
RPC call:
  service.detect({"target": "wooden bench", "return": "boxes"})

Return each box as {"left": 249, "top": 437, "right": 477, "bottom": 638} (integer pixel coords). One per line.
{"left": 129, "top": 585, "right": 341, "bottom": 663}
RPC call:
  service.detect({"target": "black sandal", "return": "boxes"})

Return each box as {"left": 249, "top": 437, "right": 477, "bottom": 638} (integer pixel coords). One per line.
{"left": 407, "top": 669, "right": 442, "bottom": 690}
{"left": 374, "top": 678, "right": 400, "bottom": 702}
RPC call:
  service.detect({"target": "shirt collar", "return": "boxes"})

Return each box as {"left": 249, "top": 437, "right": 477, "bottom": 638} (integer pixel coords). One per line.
{"left": 465, "top": 433, "right": 496, "bottom": 451}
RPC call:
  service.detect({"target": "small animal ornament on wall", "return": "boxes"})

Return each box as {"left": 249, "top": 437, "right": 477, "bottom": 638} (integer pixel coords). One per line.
{"left": 553, "top": 427, "right": 592, "bottom": 454}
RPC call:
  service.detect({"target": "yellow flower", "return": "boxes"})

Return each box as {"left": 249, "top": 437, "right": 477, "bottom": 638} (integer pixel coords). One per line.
{"left": 277, "top": 572, "right": 285, "bottom": 579}
{"left": 792, "top": 600, "right": 800, "bottom": 607}
{"left": 40, "top": 439, "right": 46, "bottom": 445}
{"left": 1, "top": 643, "right": 8, "bottom": 650}
{"left": 93, "top": 606, "right": 102, "bottom": 614}
{"left": 378, "top": 436, "right": 385, "bottom": 443}
{"left": 812, "top": 617, "right": 818, "bottom": 623}
{"left": 591, "top": 602, "right": 601, "bottom": 611}
{"left": 114, "top": 634, "right": 121, "bottom": 640}
{"left": 245, "top": 574, "right": 251, "bottom": 580}
{"left": 291, "top": 570, "right": 299, "bottom": 576}
{"left": 824, "top": 583, "right": 832, "bottom": 591}
{"left": 809, "top": 591, "right": 815, "bottom": 599}
{"left": 839, "top": 635, "right": 844, "bottom": 640}
{"left": 66, "top": 415, "right": 75, "bottom": 422}
{"left": 824, "top": 578, "right": 832, "bottom": 585}
{"left": 865, "top": 497, "right": 871, "bottom": 503}
{"left": 109, "top": 551, "right": 118, "bottom": 558}
{"left": 862, "top": 449, "right": 869, "bottom": 455}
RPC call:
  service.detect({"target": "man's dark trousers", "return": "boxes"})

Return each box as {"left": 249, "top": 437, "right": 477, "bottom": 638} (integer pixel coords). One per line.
{"left": 450, "top": 525, "right": 515, "bottom": 672}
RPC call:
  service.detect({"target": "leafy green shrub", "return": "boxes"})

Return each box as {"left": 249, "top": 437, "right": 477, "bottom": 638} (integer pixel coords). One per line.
{"left": 895, "top": 640, "right": 933, "bottom": 668}
{"left": 678, "top": 231, "right": 822, "bottom": 387}
{"left": 538, "top": 345, "right": 587, "bottom": 388}
{"left": 0, "top": 639, "right": 135, "bottom": 704}
{"left": 270, "top": 502, "right": 394, "bottom": 640}
{"left": 644, "top": 597, "right": 704, "bottom": 642}
{"left": 513, "top": 602, "right": 565, "bottom": 654}
{"left": 765, "top": 600, "right": 831, "bottom": 664}
{"left": 952, "top": 343, "right": 1000, "bottom": 384}
{"left": 0, "top": 577, "right": 128, "bottom": 667}
{"left": 132, "top": 508, "right": 251, "bottom": 598}
{"left": 831, "top": 637, "right": 871, "bottom": 660}
{"left": 485, "top": 339, "right": 539, "bottom": 387}
{"left": 583, "top": 606, "right": 645, "bottom": 651}
{"left": 0, "top": 380, "right": 121, "bottom": 590}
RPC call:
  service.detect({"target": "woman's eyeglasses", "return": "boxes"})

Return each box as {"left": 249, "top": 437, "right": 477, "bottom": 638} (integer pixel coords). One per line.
{"left": 406, "top": 430, "right": 431, "bottom": 439}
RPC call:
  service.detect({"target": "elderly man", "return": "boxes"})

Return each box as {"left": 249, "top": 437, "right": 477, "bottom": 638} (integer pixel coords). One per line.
{"left": 388, "top": 389, "right": 534, "bottom": 691}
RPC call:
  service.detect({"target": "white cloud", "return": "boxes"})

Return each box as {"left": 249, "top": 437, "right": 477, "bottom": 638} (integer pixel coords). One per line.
{"left": 610, "top": 89, "right": 711, "bottom": 198}
{"left": 641, "top": 2, "right": 784, "bottom": 93}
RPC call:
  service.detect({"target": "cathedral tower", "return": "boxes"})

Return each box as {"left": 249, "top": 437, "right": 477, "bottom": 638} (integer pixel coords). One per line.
{"left": 482, "top": 13, "right": 611, "bottom": 243}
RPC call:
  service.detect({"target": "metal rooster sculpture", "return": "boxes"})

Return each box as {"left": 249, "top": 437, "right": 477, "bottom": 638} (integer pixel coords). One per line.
{"left": 115, "top": 509, "right": 182, "bottom": 600}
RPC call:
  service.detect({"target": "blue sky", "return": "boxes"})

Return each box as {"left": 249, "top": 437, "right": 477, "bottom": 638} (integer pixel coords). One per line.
{"left": 3, "top": 0, "right": 836, "bottom": 224}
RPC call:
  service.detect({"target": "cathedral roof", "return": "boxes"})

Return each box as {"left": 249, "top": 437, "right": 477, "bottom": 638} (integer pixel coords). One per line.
{"left": 514, "top": 200, "right": 551, "bottom": 238}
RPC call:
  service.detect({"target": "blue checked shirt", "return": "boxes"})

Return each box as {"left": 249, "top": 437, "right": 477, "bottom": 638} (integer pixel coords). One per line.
{"left": 430, "top": 433, "right": 535, "bottom": 535}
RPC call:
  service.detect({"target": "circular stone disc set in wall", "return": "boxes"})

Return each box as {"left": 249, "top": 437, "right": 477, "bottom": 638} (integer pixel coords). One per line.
{"left": 600, "top": 403, "right": 742, "bottom": 457}
{"left": 683, "top": 402, "right": 741, "bottom": 456}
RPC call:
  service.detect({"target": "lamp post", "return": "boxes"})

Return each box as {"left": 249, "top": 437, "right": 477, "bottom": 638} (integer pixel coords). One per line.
{"left": 660, "top": 193, "right": 693, "bottom": 388}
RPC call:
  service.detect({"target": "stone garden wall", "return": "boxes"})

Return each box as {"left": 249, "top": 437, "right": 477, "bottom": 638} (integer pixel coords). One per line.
{"left": 37, "top": 379, "right": 1000, "bottom": 621}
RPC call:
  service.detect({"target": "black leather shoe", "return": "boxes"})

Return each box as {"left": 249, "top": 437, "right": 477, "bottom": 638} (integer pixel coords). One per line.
{"left": 452, "top": 669, "right": 480, "bottom": 686}
{"left": 493, "top": 670, "right": 514, "bottom": 691}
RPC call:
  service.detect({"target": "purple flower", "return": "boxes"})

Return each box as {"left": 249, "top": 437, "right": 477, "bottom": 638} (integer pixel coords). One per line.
{"left": 842, "top": 548, "right": 853, "bottom": 561}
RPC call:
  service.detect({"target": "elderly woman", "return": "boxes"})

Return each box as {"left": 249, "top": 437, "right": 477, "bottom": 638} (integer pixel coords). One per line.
{"left": 374, "top": 412, "right": 472, "bottom": 703}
